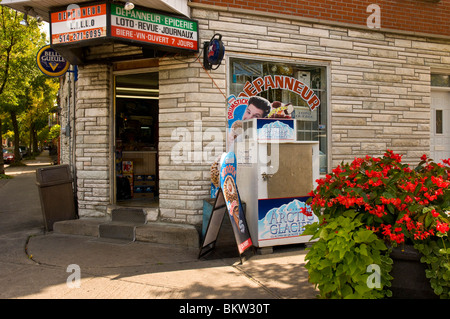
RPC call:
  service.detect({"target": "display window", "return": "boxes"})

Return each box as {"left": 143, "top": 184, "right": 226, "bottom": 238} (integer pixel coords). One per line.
{"left": 228, "top": 57, "right": 329, "bottom": 174}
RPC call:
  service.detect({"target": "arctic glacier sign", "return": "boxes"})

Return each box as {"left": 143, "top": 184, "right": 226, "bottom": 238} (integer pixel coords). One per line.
{"left": 257, "top": 197, "right": 318, "bottom": 241}
{"left": 256, "top": 119, "right": 295, "bottom": 141}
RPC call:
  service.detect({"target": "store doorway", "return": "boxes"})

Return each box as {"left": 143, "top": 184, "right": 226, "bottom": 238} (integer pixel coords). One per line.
{"left": 431, "top": 90, "right": 450, "bottom": 162}
{"left": 114, "top": 71, "right": 159, "bottom": 206}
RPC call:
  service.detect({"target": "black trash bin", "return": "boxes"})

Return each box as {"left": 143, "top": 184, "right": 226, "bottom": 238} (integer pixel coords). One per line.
{"left": 36, "top": 164, "right": 77, "bottom": 231}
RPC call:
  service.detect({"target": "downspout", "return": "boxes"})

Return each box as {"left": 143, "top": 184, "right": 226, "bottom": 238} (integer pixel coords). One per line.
{"left": 66, "top": 65, "right": 78, "bottom": 216}
{"left": 71, "top": 66, "right": 78, "bottom": 215}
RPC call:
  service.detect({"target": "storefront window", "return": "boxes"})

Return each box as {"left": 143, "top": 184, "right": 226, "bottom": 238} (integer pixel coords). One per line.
{"left": 436, "top": 109, "right": 443, "bottom": 134}
{"left": 431, "top": 74, "right": 450, "bottom": 87}
{"left": 229, "top": 57, "right": 328, "bottom": 174}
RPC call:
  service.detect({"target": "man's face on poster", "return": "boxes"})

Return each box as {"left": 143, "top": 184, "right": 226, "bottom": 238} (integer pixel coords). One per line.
{"left": 242, "top": 103, "right": 265, "bottom": 120}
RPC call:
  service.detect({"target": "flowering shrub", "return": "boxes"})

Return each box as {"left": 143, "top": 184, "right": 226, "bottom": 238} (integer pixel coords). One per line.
{"left": 303, "top": 150, "right": 450, "bottom": 298}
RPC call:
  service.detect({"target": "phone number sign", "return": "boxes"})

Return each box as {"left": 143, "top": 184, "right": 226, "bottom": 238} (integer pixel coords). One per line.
{"left": 51, "top": 3, "right": 107, "bottom": 45}
{"left": 50, "top": 2, "right": 198, "bottom": 53}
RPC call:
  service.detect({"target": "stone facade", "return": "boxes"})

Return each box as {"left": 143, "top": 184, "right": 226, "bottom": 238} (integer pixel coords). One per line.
{"left": 59, "top": 4, "right": 450, "bottom": 224}
{"left": 74, "top": 64, "right": 112, "bottom": 217}
{"left": 60, "top": 64, "right": 112, "bottom": 217}
{"left": 191, "top": 5, "right": 450, "bottom": 168}
{"left": 158, "top": 53, "right": 226, "bottom": 225}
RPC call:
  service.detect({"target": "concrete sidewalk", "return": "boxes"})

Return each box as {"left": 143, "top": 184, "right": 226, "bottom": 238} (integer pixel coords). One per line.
{"left": 24, "top": 233, "right": 316, "bottom": 299}
{"left": 0, "top": 152, "right": 318, "bottom": 299}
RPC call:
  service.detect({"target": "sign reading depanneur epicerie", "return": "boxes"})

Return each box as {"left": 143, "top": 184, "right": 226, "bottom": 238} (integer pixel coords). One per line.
{"left": 50, "top": 2, "right": 198, "bottom": 53}
{"left": 111, "top": 3, "right": 198, "bottom": 52}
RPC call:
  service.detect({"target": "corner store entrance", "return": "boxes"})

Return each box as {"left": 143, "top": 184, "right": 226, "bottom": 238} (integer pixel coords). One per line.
{"left": 114, "top": 71, "right": 159, "bottom": 206}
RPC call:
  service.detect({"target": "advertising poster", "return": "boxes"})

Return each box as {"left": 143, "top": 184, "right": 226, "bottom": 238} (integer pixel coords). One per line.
{"left": 219, "top": 152, "right": 253, "bottom": 254}
{"left": 227, "top": 75, "right": 320, "bottom": 149}
{"left": 257, "top": 197, "right": 319, "bottom": 242}
{"left": 36, "top": 45, "right": 70, "bottom": 77}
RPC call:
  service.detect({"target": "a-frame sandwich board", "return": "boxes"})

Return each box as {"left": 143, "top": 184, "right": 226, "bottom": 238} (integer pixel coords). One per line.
{"left": 199, "top": 152, "right": 254, "bottom": 263}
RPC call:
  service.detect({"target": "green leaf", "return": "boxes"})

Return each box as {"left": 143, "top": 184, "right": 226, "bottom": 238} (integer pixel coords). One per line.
{"left": 354, "top": 229, "right": 376, "bottom": 243}
{"left": 387, "top": 204, "right": 395, "bottom": 215}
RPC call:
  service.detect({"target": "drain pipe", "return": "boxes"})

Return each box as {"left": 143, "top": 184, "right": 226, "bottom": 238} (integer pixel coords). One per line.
{"left": 72, "top": 66, "right": 78, "bottom": 215}
{"left": 67, "top": 65, "right": 78, "bottom": 216}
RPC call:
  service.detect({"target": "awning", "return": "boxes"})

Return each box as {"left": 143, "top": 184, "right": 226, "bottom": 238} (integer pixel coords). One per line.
{"left": 0, "top": 0, "right": 190, "bottom": 21}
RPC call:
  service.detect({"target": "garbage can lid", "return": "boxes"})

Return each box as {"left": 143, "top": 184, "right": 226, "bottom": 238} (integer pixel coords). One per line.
{"left": 36, "top": 164, "right": 73, "bottom": 186}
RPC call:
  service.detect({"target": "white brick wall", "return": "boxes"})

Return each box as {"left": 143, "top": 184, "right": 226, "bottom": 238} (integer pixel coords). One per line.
{"left": 74, "top": 64, "right": 111, "bottom": 217}
{"left": 193, "top": 6, "right": 449, "bottom": 166}
{"left": 158, "top": 54, "right": 226, "bottom": 224}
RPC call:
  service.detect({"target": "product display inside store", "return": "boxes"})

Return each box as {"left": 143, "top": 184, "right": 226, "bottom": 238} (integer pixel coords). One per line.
{"left": 115, "top": 72, "right": 159, "bottom": 205}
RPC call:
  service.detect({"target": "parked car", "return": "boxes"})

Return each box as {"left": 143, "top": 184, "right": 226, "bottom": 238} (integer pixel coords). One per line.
{"left": 2, "top": 149, "right": 14, "bottom": 164}
{"left": 19, "top": 146, "right": 29, "bottom": 159}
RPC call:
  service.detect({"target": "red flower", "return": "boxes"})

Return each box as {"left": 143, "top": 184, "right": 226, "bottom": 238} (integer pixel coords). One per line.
{"left": 308, "top": 150, "right": 450, "bottom": 246}
{"left": 436, "top": 221, "right": 449, "bottom": 234}
{"left": 431, "top": 209, "right": 439, "bottom": 218}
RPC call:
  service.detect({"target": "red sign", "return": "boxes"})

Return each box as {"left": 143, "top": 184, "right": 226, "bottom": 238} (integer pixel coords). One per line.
{"left": 51, "top": 4, "right": 107, "bottom": 45}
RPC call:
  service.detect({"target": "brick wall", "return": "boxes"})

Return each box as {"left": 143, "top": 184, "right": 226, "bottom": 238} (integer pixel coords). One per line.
{"left": 192, "top": 4, "right": 450, "bottom": 175}
{"left": 73, "top": 64, "right": 112, "bottom": 217}
{"left": 158, "top": 56, "right": 226, "bottom": 224}
{"left": 192, "top": 0, "right": 450, "bottom": 38}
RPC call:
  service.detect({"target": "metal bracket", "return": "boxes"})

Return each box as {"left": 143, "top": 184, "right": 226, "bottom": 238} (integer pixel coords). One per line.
{"left": 261, "top": 172, "right": 274, "bottom": 181}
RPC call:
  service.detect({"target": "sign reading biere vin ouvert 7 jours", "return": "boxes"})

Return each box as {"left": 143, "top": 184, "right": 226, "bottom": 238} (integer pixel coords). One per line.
{"left": 50, "top": 2, "right": 199, "bottom": 54}
{"left": 111, "top": 4, "right": 198, "bottom": 51}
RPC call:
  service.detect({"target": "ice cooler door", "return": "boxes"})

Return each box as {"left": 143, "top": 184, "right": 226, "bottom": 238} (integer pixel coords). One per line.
{"left": 262, "top": 143, "right": 313, "bottom": 199}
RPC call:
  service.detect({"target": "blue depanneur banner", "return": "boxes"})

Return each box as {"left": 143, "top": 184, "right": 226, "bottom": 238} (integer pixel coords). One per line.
{"left": 219, "top": 152, "right": 253, "bottom": 254}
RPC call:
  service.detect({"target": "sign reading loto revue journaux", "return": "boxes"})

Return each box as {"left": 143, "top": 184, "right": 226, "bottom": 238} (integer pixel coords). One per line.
{"left": 50, "top": 2, "right": 198, "bottom": 54}
{"left": 111, "top": 3, "right": 198, "bottom": 52}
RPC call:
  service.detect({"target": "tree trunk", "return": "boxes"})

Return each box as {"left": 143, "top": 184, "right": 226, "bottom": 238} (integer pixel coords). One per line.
{"left": 0, "top": 118, "right": 4, "bottom": 174}
{"left": 32, "top": 124, "right": 38, "bottom": 154}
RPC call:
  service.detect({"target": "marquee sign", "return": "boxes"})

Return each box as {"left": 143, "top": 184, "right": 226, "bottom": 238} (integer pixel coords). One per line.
{"left": 50, "top": 2, "right": 199, "bottom": 64}
{"left": 36, "top": 45, "right": 70, "bottom": 77}
{"left": 111, "top": 3, "right": 198, "bottom": 51}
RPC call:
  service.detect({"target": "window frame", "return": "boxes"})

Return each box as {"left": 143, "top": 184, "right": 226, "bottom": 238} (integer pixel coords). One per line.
{"left": 226, "top": 54, "right": 331, "bottom": 175}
